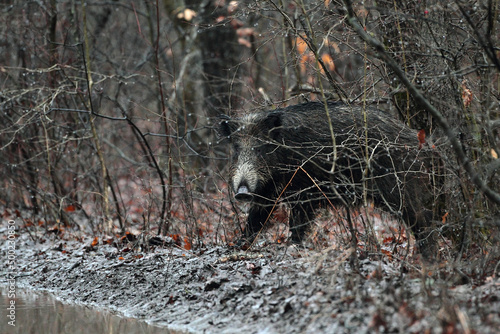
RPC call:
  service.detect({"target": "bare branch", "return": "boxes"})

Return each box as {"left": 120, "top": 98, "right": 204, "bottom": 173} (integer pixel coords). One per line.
{"left": 342, "top": 0, "right": 500, "bottom": 205}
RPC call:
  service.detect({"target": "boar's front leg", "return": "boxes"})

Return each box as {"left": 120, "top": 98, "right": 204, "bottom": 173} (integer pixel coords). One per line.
{"left": 243, "top": 204, "right": 272, "bottom": 243}
{"left": 289, "top": 202, "right": 316, "bottom": 243}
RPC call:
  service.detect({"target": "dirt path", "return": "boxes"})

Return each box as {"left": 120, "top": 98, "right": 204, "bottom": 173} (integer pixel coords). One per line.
{"left": 2, "top": 230, "right": 499, "bottom": 334}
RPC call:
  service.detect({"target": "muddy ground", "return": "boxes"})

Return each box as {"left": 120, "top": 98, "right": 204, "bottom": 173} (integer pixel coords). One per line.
{"left": 2, "top": 225, "right": 500, "bottom": 334}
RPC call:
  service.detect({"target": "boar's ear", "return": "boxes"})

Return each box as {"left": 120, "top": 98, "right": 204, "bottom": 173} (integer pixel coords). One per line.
{"left": 263, "top": 111, "right": 282, "bottom": 140}
{"left": 216, "top": 114, "right": 236, "bottom": 139}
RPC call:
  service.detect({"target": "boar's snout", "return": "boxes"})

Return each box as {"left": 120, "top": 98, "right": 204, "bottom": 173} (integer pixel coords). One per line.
{"left": 235, "top": 185, "right": 254, "bottom": 202}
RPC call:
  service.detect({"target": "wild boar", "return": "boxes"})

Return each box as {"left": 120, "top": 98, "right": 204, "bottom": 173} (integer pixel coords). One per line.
{"left": 218, "top": 101, "right": 438, "bottom": 260}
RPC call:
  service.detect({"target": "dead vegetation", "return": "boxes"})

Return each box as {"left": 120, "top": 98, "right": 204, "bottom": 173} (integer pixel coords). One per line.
{"left": 1, "top": 1, "right": 499, "bottom": 332}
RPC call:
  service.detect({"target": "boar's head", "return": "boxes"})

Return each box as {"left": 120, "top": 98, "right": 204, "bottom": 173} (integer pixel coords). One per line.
{"left": 218, "top": 112, "right": 284, "bottom": 203}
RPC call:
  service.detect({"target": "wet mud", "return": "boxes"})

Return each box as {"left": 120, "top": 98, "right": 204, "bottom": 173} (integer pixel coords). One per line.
{"left": 2, "top": 234, "right": 500, "bottom": 333}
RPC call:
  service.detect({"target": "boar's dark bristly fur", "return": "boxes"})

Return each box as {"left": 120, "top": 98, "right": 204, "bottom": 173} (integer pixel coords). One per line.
{"left": 218, "top": 101, "right": 439, "bottom": 260}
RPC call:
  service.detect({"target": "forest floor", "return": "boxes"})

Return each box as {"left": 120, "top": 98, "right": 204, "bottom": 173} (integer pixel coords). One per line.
{"left": 2, "top": 212, "right": 500, "bottom": 334}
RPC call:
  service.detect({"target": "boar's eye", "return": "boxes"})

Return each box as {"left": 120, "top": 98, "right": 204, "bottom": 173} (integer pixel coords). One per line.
{"left": 232, "top": 142, "right": 241, "bottom": 153}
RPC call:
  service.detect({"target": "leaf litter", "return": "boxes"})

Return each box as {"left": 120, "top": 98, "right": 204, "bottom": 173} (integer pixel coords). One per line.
{"left": 1, "top": 209, "right": 499, "bottom": 333}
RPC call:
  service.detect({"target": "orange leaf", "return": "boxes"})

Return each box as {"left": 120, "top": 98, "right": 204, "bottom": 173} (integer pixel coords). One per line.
{"left": 461, "top": 80, "right": 473, "bottom": 108}
{"left": 441, "top": 212, "right": 449, "bottom": 223}
{"left": 215, "top": 15, "right": 225, "bottom": 23}
{"left": 299, "top": 53, "right": 313, "bottom": 74}
{"left": 321, "top": 53, "right": 335, "bottom": 72}
{"left": 238, "top": 37, "right": 252, "bottom": 48}
{"left": 177, "top": 8, "right": 197, "bottom": 21}
{"left": 417, "top": 129, "right": 426, "bottom": 149}
{"left": 381, "top": 249, "right": 392, "bottom": 260}
{"left": 382, "top": 236, "right": 394, "bottom": 244}
{"left": 230, "top": 18, "right": 244, "bottom": 29}
{"left": 184, "top": 237, "right": 192, "bottom": 250}
{"left": 328, "top": 40, "right": 341, "bottom": 54}
{"left": 228, "top": 1, "right": 238, "bottom": 14}
{"left": 91, "top": 236, "right": 98, "bottom": 247}
{"left": 118, "top": 256, "right": 124, "bottom": 260}
{"left": 236, "top": 27, "right": 254, "bottom": 37}
{"left": 296, "top": 36, "right": 308, "bottom": 55}
{"left": 170, "top": 234, "right": 181, "bottom": 245}
{"left": 64, "top": 205, "right": 76, "bottom": 212}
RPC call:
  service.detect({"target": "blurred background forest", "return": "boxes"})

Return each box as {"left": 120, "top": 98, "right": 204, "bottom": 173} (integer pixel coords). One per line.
{"left": 1, "top": 0, "right": 499, "bottom": 261}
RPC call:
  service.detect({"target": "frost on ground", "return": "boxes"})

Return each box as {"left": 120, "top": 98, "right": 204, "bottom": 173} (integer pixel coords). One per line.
{"left": 2, "top": 227, "right": 499, "bottom": 334}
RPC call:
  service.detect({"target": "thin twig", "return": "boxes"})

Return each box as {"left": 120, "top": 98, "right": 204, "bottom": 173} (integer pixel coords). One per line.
{"left": 342, "top": 0, "right": 500, "bottom": 205}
